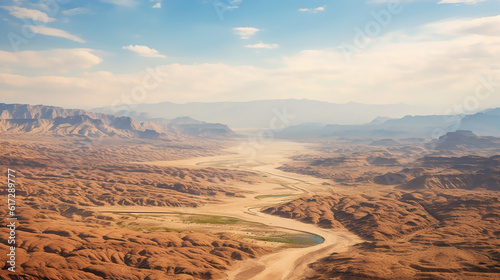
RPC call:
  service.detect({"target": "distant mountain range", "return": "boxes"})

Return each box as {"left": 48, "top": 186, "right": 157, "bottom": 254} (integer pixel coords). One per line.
{"left": 92, "top": 99, "right": 433, "bottom": 129}
{"left": 0, "top": 103, "right": 235, "bottom": 139}
{"left": 4, "top": 102, "right": 499, "bottom": 141}
{"left": 277, "top": 107, "right": 500, "bottom": 139}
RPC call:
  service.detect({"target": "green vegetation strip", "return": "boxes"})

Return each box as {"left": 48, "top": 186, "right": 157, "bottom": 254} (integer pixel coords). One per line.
{"left": 186, "top": 215, "right": 241, "bottom": 225}
{"left": 254, "top": 194, "right": 294, "bottom": 200}
{"left": 249, "top": 233, "right": 323, "bottom": 245}
{"left": 117, "top": 222, "right": 181, "bottom": 232}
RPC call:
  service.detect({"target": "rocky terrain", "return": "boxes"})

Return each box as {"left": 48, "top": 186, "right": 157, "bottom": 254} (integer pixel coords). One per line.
{"left": 398, "top": 172, "right": 500, "bottom": 191}
{"left": 0, "top": 136, "right": 260, "bottom": 209}
{"left": 265, "top": 190, "right": 500, "bottom": 279}
{"left": 0, "top": 205, "right": 270, "bottom": 280}
{"left": 0, "top": 135, "right": 273, "bottom": 279}
{"left": 278, "top": 151, "right": 410, "bottom": 186}
{"left": 2, "top": 103, "right": 500, "bottom": 280}
{"left": 263, "top": 192, "right": 437, "bottom": 241}
{"left": 263, "top": 133, "right": 500, "bottom": 279}
{"left": 373, "top": 154, "right": 500, "bottom": 191}
{"left": 278, "top": 132, "right": 500, "bottom": 189}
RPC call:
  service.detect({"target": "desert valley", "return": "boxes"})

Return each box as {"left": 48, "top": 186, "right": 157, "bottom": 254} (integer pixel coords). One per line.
{"left": 0, "top": 102, "right": 499, "bottom": 280}
{"left": 2, "top": 0, "right": 500, "bottom": 278}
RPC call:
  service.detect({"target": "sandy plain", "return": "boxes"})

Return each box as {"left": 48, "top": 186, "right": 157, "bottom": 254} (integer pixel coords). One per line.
{"left": 98, "top": 141, "right": 363, "bottom": 280}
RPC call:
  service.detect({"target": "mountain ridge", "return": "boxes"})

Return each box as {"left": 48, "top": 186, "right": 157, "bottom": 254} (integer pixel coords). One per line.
{"left": 0, "top": 103, "right": 235, "bottom": 139}
{"left": 277, "top": 107, "right": 500, "bottom": 139}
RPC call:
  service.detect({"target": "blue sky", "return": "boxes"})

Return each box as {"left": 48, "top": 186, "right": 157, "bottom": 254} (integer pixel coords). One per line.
{"left": 0, "top": 0, "right": 499, "bottom": 112}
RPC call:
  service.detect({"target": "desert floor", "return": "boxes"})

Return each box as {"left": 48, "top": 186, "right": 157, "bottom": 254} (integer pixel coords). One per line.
{"left": 96, "top": 141, "right": 363, "bottom": 280}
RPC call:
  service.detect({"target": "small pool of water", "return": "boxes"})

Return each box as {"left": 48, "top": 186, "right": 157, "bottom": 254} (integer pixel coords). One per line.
{"left": 290, "top": 233, "right": 324, "bottom": 245}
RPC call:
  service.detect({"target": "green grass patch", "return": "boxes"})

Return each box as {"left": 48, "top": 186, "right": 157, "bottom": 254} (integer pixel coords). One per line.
{"left": 186, "top": 215, "right": 240, "bottom": 225}
{"left": 117, "top": 222, "right": 143, "bottom": 232}
{"left": 147, "top": 227, "right": 182, "bottom": 232}
{"left": 117, "top": 222, "right": 181, "bottom": 232}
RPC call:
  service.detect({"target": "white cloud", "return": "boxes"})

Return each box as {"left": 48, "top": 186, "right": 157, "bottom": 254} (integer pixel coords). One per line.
{"left": 150, "top": 0, "right": 163, "bottom": 8}
{"left": 100, "top": 0, "right": 139, "bottom": 7}
{"left": 0, "top": 65, "right": 266, "bottom": 108}
{"left": 245, "top": 41, "right": 279, "bottom": 49}
{"left": 233, "top": 27, "right": 260, "bottom": 39}
{"left": 425, "top": 15, "right": 500, "bottom": 37}
{"left": 62, "top": 7, "right": 90, "bottom": 16}
{"left": 27, "top": 26, "right": 85, "bottom": 43}
{"left": 2, "top": 15, "right": 500, "bottom": 111}
{"left": 298, "top": 6, "right": 326, "bottom": 13}
{"left": 217, "top": 0, "right": 241, "bottom": 10}
{"left": 0, "top": 5, "right": 55, "bottom": 22}
{"left": 123, "top": 45, "right": 166, "bottom": 58}
{"left": 279, "top": 15, "right": 500, "bottom": 106}
{"left": 0, "top": 49, "right": 102, "bottom": 70}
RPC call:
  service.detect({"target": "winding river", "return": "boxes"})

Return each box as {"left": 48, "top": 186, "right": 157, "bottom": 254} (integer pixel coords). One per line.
{"left": 135, "top": 141, "right": 362, "bottom": 279}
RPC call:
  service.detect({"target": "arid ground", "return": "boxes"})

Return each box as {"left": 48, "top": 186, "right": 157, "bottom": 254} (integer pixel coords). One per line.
{"left": 1, "top": 134, "right": 499, "bottom": 280}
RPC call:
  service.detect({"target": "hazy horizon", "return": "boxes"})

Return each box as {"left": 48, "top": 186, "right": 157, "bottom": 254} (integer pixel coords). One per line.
{"left": 1, "top": 0, "right": 499, "bottom": 112}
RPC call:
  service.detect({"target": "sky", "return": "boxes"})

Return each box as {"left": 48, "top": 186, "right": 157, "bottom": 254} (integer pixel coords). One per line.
{"left": 0, "top": 0, "right": 499, "bottom": 113}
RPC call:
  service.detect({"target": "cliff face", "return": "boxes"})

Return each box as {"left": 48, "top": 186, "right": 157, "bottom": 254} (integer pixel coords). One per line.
{"left": 0, "top": 103, "right": 91, "bottom": 119}
{"left": 0, "top": 103, "right": 237, "bottom": 140}
{"left": 0, "top": 103, "right": 165, "bottom": 139}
